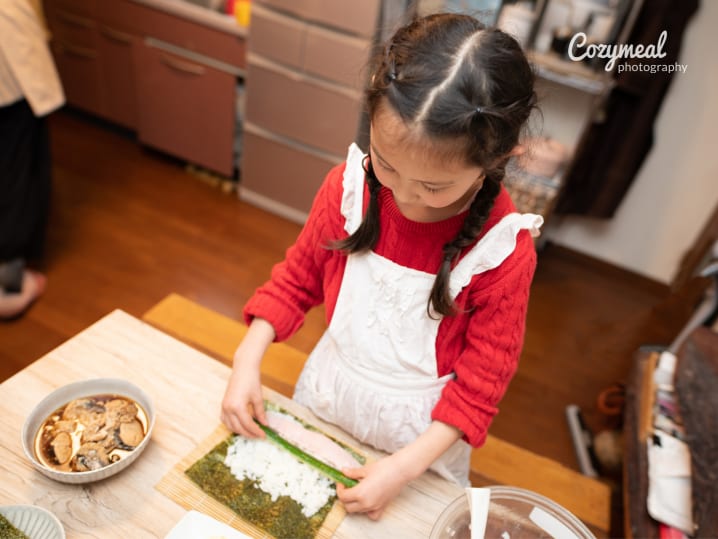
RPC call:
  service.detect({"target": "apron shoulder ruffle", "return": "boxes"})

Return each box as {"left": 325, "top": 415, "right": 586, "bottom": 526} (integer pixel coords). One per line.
{"left": 340, "top": 143, "right": 367, "bottom": 235}
{"left": 448, "top": 212, "right": 543, "bottom": 299}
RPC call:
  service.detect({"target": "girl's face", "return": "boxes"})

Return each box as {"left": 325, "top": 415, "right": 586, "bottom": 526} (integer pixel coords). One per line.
{"left": 369, "top": 105, "right": 485, "bottom": 223}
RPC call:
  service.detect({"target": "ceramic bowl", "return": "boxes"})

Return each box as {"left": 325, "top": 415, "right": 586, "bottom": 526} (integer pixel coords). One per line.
{"left": 0, "top": 505, "right": 65, "bottom": 539}
{"left": 22, "top": 378, "right": 155, "bottom": 484}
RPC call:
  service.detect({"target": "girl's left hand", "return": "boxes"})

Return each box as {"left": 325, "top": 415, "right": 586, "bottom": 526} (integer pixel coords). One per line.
{"left": 335, "top": 455, "right": 413, "bottom": 520}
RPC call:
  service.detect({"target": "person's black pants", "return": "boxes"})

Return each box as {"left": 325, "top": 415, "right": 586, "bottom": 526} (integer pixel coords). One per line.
{"left": 0, "top": 99, "right": 51, "bottom": 284}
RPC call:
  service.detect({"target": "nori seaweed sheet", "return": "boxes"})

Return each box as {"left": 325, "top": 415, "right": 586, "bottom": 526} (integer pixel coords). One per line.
{"left": 185, "top": 435, "right": 334, "bottom": 539}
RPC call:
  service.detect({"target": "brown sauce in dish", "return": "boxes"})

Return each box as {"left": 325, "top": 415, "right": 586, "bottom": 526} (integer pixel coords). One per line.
{"left": 34, "top": 394, "right": 149, "bottom": 473}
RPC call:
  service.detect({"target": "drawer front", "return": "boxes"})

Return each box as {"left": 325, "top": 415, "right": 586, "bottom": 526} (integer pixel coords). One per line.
{"left": 250, "top": 4, "right": 371, "bottom": 90}
{"left": 255, "top": 0, "right": 380, "bottom": 38}
{"left": 136, "top": 42, "right": 236, "bottom": 176}
{"left": 245, "top": 60, "right": 361, "bottom": 157}
{"left": 49, "top": 6, "right": 98, "bottom": 48}
{"left": 51, "top": 41, "right": 103, "bottom": 117}
{"left": 248, "top": 5, "right": 305, "bottom": 70}
{"left": 44, "top": 0, "right": 97, "bottom": 18}
{"left": 133, "top": 3, "right": 246, "bottom": 69}
{"left": 303, "top": 25, "right": 370, "bottom": 91}
{"left": 97, "top": 30, "right": 139, "bottom": 129}
{"left": 241, "top": 127, "right": 339, "bottom": 215}
{"left": 95, "top": 0, "right": 145, "bottom": 34}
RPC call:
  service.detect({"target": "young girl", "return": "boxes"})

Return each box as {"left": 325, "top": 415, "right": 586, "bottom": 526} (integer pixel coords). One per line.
{"left": 222, "top": 12, "right": 542, "bottom": 519}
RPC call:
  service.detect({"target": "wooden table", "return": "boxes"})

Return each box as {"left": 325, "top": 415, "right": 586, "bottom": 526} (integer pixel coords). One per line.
{"left": 0, "top": 309, "right": 463, "bottom": 538}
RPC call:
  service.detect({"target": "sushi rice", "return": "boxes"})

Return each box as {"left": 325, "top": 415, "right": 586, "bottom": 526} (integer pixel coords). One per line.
{"left": 224, "top": 435, "right": 336, "bottom": 518}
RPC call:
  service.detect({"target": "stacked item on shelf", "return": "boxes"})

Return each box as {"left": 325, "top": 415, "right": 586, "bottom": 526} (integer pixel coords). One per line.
{"left": 645, "top": 351, "right": 695, "bottom": 538}
{"left": 503, "top": 136, "right": 569, "bottom": 218}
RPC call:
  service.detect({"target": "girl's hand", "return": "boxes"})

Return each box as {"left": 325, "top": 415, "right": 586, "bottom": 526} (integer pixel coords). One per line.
{"left": 220, "top": 318, "right": 276, "bottom": 438}
{"left": 335, "top": 454, "right": 414, "bottom": 520}
{"left": 335, "top": 421, "right": 464, "bottom": 519}
{"left": 220, "top": 359, "right": 266, "bottom": 438}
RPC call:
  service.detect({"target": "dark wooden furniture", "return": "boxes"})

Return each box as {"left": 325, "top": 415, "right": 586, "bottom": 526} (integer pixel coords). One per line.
{"left": 623, "top": 347, "right": 661, "bottom": 538}
{"left": 623, "top": 327, "right": 718, "bottom": 538}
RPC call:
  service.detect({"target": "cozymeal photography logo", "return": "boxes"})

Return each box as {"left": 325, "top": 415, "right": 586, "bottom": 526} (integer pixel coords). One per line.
{"left": 568, "top": 30, "right": 688, "bottom": 74}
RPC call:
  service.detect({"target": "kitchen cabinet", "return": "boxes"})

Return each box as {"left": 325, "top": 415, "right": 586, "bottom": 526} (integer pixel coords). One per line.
{"left": 45, "top": 3, "right": 104, "bottom": 118}
{"left": 242, "top": 125, "right": 338, "bottom": 217}
{"left": 50, "top": 40, "right": 104, "bottom": 119}
{"left": 93, "top": 1, "right": 147, "bottom": 130}
{"left": 45, "top": 0, "right": 140, "bottom": 129}
{"left": 245, "top": 58, "right": 362, "bottom": 157}
{"left": 240, "top": 1, "right": 379, "bottom": 218}
{"left": 96, "top": 26, "right": 139, "bottom": 129}
{"left": 135, "top": 39, "right": 237, "bottom": 177}
{"left": 43, "top": 0, "right": 246, "bottom": 177}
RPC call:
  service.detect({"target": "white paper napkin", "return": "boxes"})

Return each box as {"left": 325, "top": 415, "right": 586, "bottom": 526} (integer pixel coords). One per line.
{"left": 164, "top": 510, "right": 251, "bottom": 539}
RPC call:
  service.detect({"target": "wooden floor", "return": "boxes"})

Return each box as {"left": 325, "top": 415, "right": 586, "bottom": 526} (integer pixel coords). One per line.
{"left": 1, "top": 110, "right": 704, "bottom": 478}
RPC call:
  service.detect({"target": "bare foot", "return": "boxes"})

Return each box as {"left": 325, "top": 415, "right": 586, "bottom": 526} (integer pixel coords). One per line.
{"left": 0, "top": 270, "right": 47, "bottom": 320}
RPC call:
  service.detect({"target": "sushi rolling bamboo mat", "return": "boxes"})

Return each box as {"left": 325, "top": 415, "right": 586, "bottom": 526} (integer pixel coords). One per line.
{"left": 155, "top": 419, "right": 350, "bottom": 538}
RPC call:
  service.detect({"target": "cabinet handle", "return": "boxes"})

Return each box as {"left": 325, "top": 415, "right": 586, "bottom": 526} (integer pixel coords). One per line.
{"left": 100, "top": 26, "right": 133, "bottom": 45}
{"left": 56, "top": 9, "right": 94, "bottom": 29}
{"left": 160, "top": 55, "right": 206, "bottom": 76}
{"left": 58, "top": 42, "right": 98, "bottom": 60}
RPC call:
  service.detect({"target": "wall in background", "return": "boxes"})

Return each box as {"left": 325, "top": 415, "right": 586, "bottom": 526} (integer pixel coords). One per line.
{"left": 543, "top": 1, "right": 718, "bottom": 284}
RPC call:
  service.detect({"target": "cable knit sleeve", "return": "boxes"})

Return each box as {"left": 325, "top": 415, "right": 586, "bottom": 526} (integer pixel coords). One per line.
{"left": 431, "top": 230, "right": 537, "bottom": 447}
{"left": 243, "top": 163, "right": 346, "bottom": 341}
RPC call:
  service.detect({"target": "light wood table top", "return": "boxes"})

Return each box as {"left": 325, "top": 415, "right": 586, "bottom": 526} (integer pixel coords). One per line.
{"left": 0, "top": 309, "right": 463, "bottom": 538}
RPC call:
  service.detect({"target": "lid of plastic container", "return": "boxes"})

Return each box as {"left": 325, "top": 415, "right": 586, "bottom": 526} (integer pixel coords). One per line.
{"left": 430, "top": 486, "right": 596, "bottom": 539}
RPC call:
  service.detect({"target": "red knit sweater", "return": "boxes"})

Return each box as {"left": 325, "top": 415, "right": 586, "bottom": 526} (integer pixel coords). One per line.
{"left": 244, "top": 162, "right": 537, "bottom": 448}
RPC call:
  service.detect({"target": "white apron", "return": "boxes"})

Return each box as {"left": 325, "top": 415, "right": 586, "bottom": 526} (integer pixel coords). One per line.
{"left": 294, "top": 144, "right": 543, "bottom": 486}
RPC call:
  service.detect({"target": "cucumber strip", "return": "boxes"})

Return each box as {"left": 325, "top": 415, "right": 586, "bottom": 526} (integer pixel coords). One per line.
{"left": 256, "top": 422, "right": 359, "bottom": 487}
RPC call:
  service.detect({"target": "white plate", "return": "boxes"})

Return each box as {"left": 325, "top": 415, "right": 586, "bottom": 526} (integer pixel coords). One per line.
{"left": 165, "top": 510, "right": 251, "bottom": 539}
{"left": 0, "top": 505, "right": 65, "bottom": 539}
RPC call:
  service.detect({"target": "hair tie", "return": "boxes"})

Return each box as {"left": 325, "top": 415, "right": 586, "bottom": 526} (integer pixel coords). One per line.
{"left": 384, "top": 41, "right": 398, "bottom": 83}
{"left": 361, "top": 154, "right": 371, "bottom": 174}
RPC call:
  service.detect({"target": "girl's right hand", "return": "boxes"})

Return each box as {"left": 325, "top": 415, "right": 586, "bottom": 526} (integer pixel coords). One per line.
{"left": 220, "top": 358, "right": 266, "bottom": 438}
{"left": 220, "top": 317, "right": 276, "bottom": 438}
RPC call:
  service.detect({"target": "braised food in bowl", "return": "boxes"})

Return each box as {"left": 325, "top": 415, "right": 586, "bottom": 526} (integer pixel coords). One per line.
{"left": 22, "top": 378, "right": 155, "bottom": 484}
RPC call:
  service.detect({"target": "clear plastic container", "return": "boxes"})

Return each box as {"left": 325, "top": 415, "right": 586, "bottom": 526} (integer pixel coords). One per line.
{"left": 430, "top": 486, "right": 596, "bottom": 539}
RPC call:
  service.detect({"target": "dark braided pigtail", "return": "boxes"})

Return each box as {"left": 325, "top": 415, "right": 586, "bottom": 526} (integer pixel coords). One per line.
{"left": 429, "top": 173, "right": 502, "bottom": 317}
{"left": 332, "top": 157, "right": 383, "bottom": 253}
